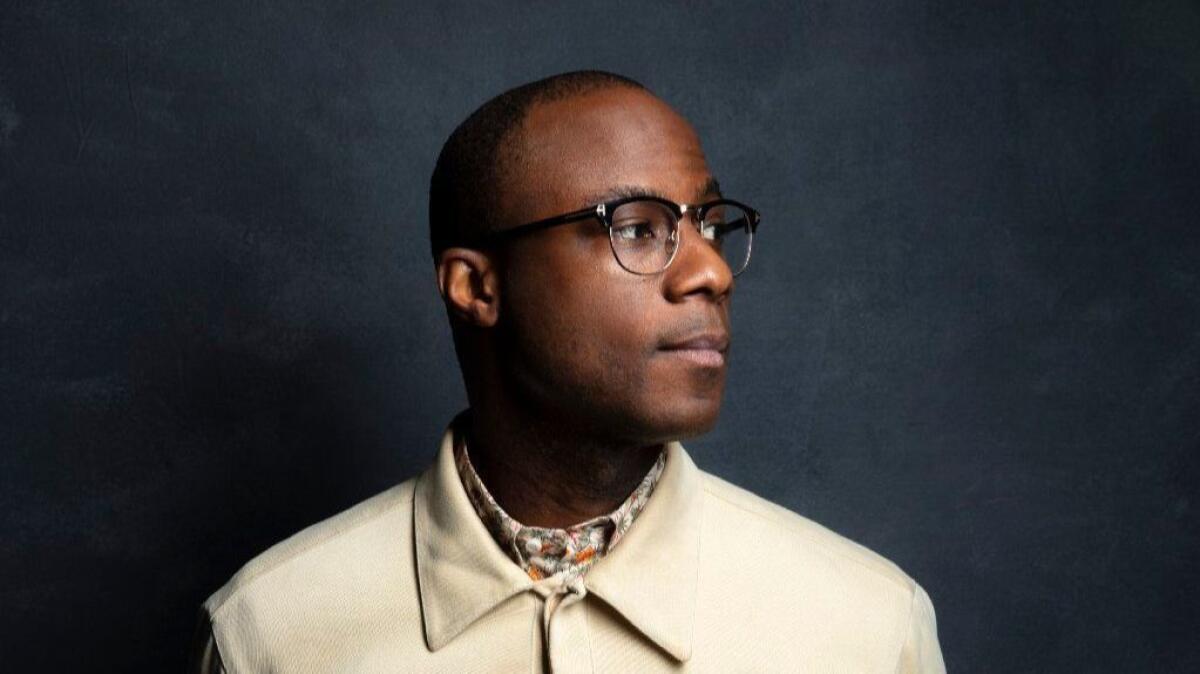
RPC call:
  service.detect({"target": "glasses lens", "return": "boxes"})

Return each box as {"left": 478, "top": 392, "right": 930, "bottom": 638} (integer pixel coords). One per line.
{"left": 608, "top": 200, "right": 679, "bottom": 274}
{"left": 700, "top": 202, "right": 754, "bottom": 275}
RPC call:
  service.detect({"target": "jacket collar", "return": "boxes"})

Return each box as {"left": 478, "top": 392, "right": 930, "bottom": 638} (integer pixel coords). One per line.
{"left": 413, "top": 413, "right": 703, "bottom": 661}
{"left": 581, "top": 434, "right": 702, "bottom": 661}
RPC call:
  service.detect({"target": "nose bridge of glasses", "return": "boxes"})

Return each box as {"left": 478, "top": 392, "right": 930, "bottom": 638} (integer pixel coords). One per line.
{"left": 674, "top": 204, "right": 728, "bottom": 270}
{"left": 665, "top": 217, "right": 737, "bottom": 293}
{"left": 677, "top": 203, "right": 705, "bottom": 234}
{"left": 679, "top": 203, "right": 723, "bottom": 244}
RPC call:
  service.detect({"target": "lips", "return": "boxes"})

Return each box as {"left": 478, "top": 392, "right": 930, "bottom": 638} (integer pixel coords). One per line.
{"left": 659, "top": 332, "right": 730, "bottom": 368}
{"left": 660, "top": 333, "right": 731, "bottom": 352}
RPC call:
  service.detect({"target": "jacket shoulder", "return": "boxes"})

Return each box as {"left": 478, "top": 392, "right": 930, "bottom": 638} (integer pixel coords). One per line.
{"left": 204, "top": 478, "right": 417, "bottom": 619}
{"left": 699, "top": 470, "right": 918, "bottom": 595}
{"left": 695, "top": 470, "right": 944, "bottom": 672}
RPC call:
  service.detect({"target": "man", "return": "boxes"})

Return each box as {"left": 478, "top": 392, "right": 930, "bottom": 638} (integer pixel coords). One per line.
{"left": 191, "top": 70, "right": 946, "bottom": 673}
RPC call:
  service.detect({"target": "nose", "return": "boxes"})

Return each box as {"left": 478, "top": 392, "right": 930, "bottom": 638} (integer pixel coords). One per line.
{"left": 662, "top": 213, "right": 734, "bottom": 303}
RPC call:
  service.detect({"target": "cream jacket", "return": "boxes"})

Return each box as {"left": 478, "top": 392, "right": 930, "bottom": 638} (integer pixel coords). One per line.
{"left": 192, "top": 420, "right": 946, "bottom": 673}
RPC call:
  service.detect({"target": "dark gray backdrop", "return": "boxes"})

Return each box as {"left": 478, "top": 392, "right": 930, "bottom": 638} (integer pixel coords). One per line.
{"left": 2, "top": 1, "right": 1197, "bottom": 671}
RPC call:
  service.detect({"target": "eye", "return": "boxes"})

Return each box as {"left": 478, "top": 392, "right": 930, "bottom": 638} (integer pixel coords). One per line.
{"left": 612, "top": 220, "right": 657, "bottom": 241}
{"left": 701, "top": 214, "right": 747, "bottom": 241}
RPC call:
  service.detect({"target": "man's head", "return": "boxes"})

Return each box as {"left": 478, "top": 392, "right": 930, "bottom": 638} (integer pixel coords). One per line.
{"left": 430, "top": 71, "right": 736, "bottom": 445}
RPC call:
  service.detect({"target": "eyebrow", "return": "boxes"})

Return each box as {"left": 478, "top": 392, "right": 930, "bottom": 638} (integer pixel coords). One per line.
{"left": 581, "top": 176, "right": 723, "bottom": 207}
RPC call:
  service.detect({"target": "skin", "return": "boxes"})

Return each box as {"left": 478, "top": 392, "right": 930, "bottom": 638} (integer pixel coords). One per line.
{"left": 436, "top": 86, "right": 734, "bottom": 528}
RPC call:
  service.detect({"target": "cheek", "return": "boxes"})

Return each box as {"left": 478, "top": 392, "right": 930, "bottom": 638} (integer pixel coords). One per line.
{"left": 587, "top": 287, "right": 660, "bottom": 379}
{"left": 501, "top": 253, "right": 660, "bottom": 399}
{"left": 499, "top": 261, "right": 725, "bottom": 438}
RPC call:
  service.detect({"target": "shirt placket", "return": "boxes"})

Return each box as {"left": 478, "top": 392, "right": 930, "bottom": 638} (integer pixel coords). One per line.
{"left": 532, "top": 576, "right": 591, "bottom": 674}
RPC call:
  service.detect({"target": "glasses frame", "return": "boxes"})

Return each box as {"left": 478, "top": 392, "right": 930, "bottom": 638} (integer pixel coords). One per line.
{"left": 469, "top": 195, "right": 761, "bottom": 276}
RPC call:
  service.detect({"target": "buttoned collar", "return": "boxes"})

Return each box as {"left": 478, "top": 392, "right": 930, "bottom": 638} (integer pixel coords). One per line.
{"left": 414, "top": 413, "right": 703, "bottom": 661}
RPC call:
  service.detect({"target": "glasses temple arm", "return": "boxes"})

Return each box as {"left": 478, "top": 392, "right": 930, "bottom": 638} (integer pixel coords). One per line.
{"left": 475, "top": 207, "right": 599, "bottom": 246}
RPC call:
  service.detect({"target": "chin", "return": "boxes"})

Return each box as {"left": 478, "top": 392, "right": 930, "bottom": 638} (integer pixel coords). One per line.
{"left": 636, "top": 396, "right": 722, "bottom": 443}
{"left": 673, "top": 406, "right": 721, "bottom": 440}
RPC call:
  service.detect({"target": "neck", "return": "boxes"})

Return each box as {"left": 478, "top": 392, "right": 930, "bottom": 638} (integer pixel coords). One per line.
{"left": 463, "top": 404, "right": 663, "bottom": 529}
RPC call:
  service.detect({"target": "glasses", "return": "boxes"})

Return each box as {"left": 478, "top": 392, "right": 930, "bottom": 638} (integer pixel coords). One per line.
{"left": 470, "top": 195, "right": 761, "bottom": 276}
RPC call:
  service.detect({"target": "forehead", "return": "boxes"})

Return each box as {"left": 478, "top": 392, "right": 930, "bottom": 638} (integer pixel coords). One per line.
{"left": 499, "top": 88, "right": 714, "bottom": 222}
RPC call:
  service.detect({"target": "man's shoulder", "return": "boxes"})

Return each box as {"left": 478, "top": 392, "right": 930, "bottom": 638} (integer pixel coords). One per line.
{"left": 204, "top": 478, "right": 419, "bottom": 621}
{"left": 691, "top": 467, "right": 944, "bottom": 672}
{"left": 696, "top": 468, "right": 919, "bottom": 598}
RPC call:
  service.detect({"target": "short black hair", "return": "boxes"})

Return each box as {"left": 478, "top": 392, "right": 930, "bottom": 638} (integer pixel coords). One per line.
{"left": 428, "top": 70, "right": 646, "bottom": 259}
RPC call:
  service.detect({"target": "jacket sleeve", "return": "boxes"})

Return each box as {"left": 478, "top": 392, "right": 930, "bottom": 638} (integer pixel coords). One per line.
{"left": 895, "top": 584, "right": 947, "bottom": 674}
{"left": 189, "top": 606, "right": 228, "bottom": 674}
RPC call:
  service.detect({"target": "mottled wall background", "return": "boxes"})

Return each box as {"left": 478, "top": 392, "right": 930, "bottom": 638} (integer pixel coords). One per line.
{"left": 2, "top": 1, "right": 1197, "bottom": 671}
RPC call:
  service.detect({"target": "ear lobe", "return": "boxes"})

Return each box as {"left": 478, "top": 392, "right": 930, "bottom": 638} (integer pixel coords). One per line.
{"left": 436, "top": 247, "right": 500, "bottom": 327}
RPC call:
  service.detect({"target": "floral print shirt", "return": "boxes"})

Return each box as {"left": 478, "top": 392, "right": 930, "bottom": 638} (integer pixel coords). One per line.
{"left": 453, "top": 432, "right": 667, "bottom": 583}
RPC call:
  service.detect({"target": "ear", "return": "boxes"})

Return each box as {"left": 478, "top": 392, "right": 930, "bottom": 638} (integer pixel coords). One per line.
{"left": 435, "top": 247, "right": 501, "bottom": 327}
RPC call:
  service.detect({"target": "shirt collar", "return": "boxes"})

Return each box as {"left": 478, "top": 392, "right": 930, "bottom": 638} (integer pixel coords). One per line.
{"left": 452, "top": 425, "right": 667, "bottom": 582}
{"left": 414, "top": 412, "right": 702, "bottom": 661}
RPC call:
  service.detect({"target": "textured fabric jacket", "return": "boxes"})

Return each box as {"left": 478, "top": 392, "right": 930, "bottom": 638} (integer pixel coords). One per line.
{"left": 192, "top": 419, "right": 946, "bottom": 673}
